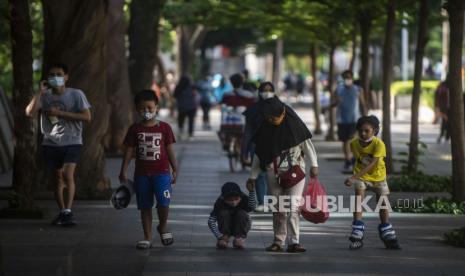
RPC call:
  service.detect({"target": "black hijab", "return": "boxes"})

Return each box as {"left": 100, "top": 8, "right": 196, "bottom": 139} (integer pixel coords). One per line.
{"left": 252, "top": 97, "right": 312, "bottom": 170}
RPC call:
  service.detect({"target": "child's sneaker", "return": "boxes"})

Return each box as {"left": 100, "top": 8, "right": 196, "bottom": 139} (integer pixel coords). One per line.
{"left": 349, "top": 220, "right": 365, "bottom": 250}
{"left": 217, "top": 236, "right": 229, "bottom": 249}
{"left": 61, "top": 211, "right": 76, "bottom": 227}
{"left": 233, "top": 237, "right": 245, "bottom": 249}
{"left": 50, "top": 212, "right": 64, "bottom": 226}
{"left": 378, "top": 223, "right": 401, "bottom": 249}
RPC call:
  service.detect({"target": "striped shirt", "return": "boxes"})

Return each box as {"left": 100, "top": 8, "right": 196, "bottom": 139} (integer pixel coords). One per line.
{"left": 207, "top": 190, "right": 257, "bottom": 239}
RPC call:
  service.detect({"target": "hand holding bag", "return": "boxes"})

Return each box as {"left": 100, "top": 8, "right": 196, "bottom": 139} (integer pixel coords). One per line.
{"left": 300, "top": 178, "right": 329, "bottom": 224}
{"left": 273, "top": 151, "right": 305, "bottom": 189}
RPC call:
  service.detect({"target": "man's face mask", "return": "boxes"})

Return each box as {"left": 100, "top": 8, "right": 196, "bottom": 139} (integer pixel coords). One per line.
{"left": 267, "top": 108, "right": 286, "bottom": 126}
{"left": 48, "top": 76, "right": 65, "bottom": 88}
{"left": 141, "top": 111, "right": 156, "bottom": 121}
{"left": 344, "top": 78, "right": 353, "bottom": 86}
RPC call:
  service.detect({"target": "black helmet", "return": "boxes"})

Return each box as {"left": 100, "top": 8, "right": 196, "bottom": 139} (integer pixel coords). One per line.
{"left": 110, "top": 180, "right": 134, "bottom": 209}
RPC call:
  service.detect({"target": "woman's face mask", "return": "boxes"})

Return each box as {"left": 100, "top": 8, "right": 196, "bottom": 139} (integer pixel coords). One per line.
{"left": 344, "top": 78, "right": 353, "bottom": 86}
{"left": 260, "top": 92, "right": 274, "bottom": 100}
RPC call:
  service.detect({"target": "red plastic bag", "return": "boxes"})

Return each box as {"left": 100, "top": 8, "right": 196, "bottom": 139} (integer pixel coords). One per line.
{"left": 300, "top": 178, "right": 329, "bottom": 224}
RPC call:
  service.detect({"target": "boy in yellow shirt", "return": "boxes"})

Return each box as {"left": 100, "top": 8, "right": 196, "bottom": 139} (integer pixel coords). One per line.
{"left": 345, "top": 115, "right": 401, "bottom": 250}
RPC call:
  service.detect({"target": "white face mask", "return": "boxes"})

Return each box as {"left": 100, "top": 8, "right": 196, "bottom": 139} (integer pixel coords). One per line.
{"left": 361, "top": 136, "right": 374, "bottom": 143}
{"left": 141, "top": 111, "right": 156, "bottom": 121}
{"left": 48, "top": 76, "right": 65, "bottom": 88}
{"left": 344, "top": 79, "right": 353, "bottom": 86}
{"left": 260, "top": 92, "right": 274, "bottom": 100}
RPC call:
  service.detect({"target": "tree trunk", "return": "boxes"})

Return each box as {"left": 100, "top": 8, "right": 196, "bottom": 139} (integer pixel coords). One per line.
{"left": 273, "top": 39, "right": 283, "bottom": 91}
{"left": 445, "top": 0, "right": 465, "bottom": 202}
{"left": 407, "top": 0, "right": 429, "bottom": 174}
{"left": 359, "top": 14, "right": 372, "bottom": 109}
{"left": 42, "top": 0, "right": 110, "bottom": 195}
{"left": 382, "top": 0, "right": 396, "bottom": 174}
{"left": 9, "top": 0, "right": 37, "bottom": 209}
{"left": 104, "top": 0, "right": 133, "bottom": 155}
{"left": 177, "top": 25, "right": 208, "bottom": 78}
{"left": 326, "top": 45, "right": 337, "bottom": 141}
{"left": 310, "top": 44, "right": 322, "bottom": 135}
{"left": 349, "top": 22, "right": 357, "bottom": 72}
{"left": 156, "top": 54, "right": 167, "bottom": 86}
{"left": 128, "top": 0, "right": 165, "bottom": 94}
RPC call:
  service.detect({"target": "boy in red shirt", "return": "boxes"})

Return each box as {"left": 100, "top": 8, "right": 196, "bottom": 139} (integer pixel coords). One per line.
{"left": 119, "top": 90, "right": 177, "bottom": 249}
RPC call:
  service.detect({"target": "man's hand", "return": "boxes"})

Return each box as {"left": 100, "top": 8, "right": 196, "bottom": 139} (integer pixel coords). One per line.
{"left": 43, "top": 106, "right": 62, "bottom": 117}
{"left": 119, "top": 171, "right": 127, "bottom": 183}
{"left": 246, "top": 178, "right": 255, "bottom": 192}
{"left": 171, "top": 170, "right": 177, "bottom": 186}
{"left": 345, "top": 176, "right": 356, "bottom": 187}
{"left": 39, "top": 80, "right": 48, "bottom": 95}
{"left": 310, "top": 166, "right": 319, "bottom": 178}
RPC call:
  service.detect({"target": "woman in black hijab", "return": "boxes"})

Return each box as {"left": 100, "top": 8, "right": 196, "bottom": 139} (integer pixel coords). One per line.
{"left": 247, "top": 84, "right": 319, "bottom": 253}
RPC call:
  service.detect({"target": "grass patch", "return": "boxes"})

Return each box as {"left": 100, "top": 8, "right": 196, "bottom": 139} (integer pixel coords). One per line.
{"left": 389, "top": 173, "right": 452, "bottom": 193}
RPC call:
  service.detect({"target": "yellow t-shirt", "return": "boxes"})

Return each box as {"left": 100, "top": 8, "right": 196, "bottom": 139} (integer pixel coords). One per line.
{"left": 350, "top": 137, "right": 386, "bottom": 182}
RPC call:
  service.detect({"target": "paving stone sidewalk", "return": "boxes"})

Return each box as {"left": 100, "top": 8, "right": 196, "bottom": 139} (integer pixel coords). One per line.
{"left": 1, "top": 107, "right": 464, "bottom": 276}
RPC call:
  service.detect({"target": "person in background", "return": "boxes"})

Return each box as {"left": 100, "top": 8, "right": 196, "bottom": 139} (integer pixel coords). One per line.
{"left": 331, "top": 70, "right": 366, "bottom": 172}
{"left": 174, "top": 76, "right": 198, "bottom": 140}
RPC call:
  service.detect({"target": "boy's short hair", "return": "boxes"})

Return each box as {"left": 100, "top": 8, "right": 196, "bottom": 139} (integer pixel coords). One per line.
{"left": 356, "top": 115, "right": 380, "bottom": 136}
{"left": 230, "top": 73, "right": 245, "bottom": 88}
{"left": 342, "top": 70, "right": 353, "bottom": 79}
{"left": 134, "top": 90, "right": 159, "bottom": 105}
{"left": 49, "top": 62, "right": 69, "bottom": 74}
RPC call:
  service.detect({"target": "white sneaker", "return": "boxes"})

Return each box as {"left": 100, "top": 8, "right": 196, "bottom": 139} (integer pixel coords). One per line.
{"left": 255, "top": 205, "right": 265, "bottom": 212}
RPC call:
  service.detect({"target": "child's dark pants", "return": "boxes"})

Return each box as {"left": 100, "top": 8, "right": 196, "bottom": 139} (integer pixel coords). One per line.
{"left": 217, "top": 209, "right": 251, "bottom": 238}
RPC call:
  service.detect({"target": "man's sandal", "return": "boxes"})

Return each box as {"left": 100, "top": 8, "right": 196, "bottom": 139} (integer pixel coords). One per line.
{"left": 265, "top": 243, "right": 283, "bottom": 252}
{"left": 157, "top": 225, "right": 174, "bottom": 246}
{"left": 136, "top": 240, "right": 152, "bottom": 250}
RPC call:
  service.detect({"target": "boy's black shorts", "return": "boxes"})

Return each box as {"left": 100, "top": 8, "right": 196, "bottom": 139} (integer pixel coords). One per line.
{"left": 337, "top": 123, "right": 357, "bottom": 142}
{"left": 43, "top": 145, "right": 82, "bottom": 170}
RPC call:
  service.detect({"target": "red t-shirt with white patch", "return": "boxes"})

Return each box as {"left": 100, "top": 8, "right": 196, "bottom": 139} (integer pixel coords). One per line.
{"left": 123, "top": 121, "right": 176, "bottom": 176}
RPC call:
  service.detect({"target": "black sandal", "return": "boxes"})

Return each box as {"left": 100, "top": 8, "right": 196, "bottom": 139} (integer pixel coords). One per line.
{"left": 265, "top": 243, "right": 283, "bottom": 252}
{"left": 286, "top": 244, "right": 306, "bottom": 253}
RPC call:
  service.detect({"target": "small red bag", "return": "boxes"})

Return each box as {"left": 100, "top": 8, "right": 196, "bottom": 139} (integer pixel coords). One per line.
{"left": 300, "top": 178, "right": 329, "bottom": 224}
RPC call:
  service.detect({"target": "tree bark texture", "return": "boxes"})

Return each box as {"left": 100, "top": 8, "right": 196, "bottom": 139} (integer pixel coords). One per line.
{"left": 349, "top": 22, "right": 357, "bottom": 73}
{"left": 177, "top": 25, "right": 208, "bottom": 78}
{"left": 128, "top": 0, "right": 165, "bottom": 94}
{"left": 382, "top": 0, "right": 396, "bottom": 174}
{"left": 42, "top": 0, "right": 110, "bottom": 195}
{"left": 310, "top": 44, "right": 322, "bottom": 135}
{"left": 445, "top": 0, "right": 465, "bottom": 202}
{"left": 104, "top": 0, "right": 133, "bottom": 155}
{"left": 326, "top": 45, "right": 337, "bottom": 141}
{"left": 9, "top": 0, "right": 37, "bottom": 208}
{"left": 407, "top": 0, "right": 429, "bottom": 174}
{"left": 359, "top": 14, "right": 372, "bottom": 109}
